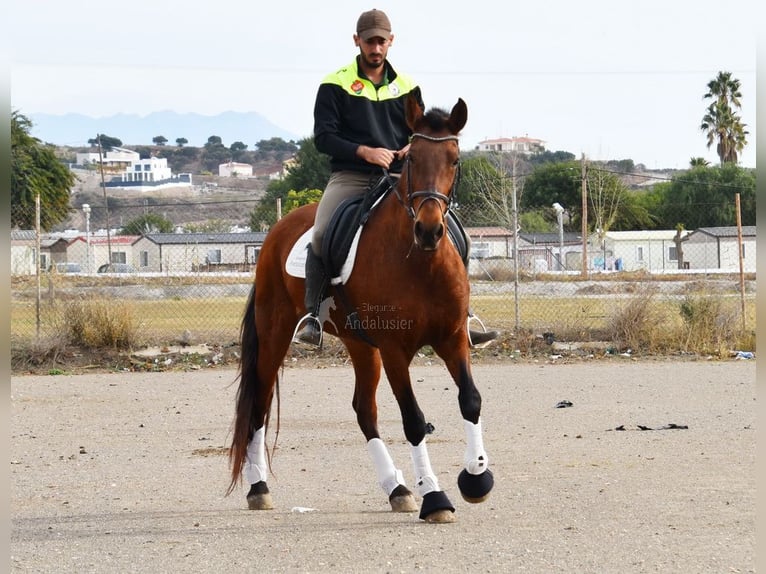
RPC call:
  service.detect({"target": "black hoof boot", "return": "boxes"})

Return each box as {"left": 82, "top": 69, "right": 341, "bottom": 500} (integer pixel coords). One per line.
{"left": 419, "top": 491, "right": 456, "bottom": 522}
{"left": 457, "top": 468, "right": 494, "bottom": 503}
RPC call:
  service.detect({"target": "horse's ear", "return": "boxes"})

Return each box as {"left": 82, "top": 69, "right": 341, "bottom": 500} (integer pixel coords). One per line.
{"left": 405, "top": 91, "right": 425, "bottom": 131}
{"left": 448, "top": 98, "right": 468, "bottom": 134}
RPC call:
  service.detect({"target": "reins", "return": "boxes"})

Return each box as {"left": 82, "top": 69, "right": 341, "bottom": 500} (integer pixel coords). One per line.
{"left": 395, "top": 133, "right": 461, "bottom": 220}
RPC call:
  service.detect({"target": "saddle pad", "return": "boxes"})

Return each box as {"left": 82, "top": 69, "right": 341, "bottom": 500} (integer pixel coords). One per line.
{"left": 285, "top": 226, "right": 362, "bottom": 285}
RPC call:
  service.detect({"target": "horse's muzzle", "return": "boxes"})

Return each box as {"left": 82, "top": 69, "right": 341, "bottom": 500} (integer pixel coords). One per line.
{"left": 414, "top": 219, "right": 445, "bottom": 251}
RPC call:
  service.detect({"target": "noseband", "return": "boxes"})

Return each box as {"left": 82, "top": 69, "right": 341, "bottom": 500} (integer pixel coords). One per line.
{"left": 397, "top": 133, "right": 461, "bottom": 220}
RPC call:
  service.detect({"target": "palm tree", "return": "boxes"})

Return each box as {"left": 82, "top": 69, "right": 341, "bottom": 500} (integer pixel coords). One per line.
{"left": 689, "top": 157, "right": 709, "bottom": 167}
{"left": 700, "top": 71, "right": 748, "bottom": 166}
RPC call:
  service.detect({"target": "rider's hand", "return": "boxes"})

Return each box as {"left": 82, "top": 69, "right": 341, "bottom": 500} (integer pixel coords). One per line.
{"left": 357, "top": 145, "right": 396, "bottom": 169}
{"left": 395, "top": 143, "right": 410, "bottom": 160}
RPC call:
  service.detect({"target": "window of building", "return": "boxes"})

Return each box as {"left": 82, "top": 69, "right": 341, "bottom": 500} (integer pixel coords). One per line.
{"left": 637, "top": 246, "right": 644, "bottom": 261}
{"left": 111, "top": 251, "right": 127, "bottom": 264}
{"left": 668, "top": 246, "right": 678, "bottom": 261}
{"left": 140, "top": 251, "right": 149, "bottom": 267}
{"left": 207, "top": 249, "right": 222, "bottom": 264}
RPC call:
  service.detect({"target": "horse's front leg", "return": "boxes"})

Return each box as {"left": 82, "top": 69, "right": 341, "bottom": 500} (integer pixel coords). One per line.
{"left": 381, "top": 351, "right": 457, "bottom": 523}
{"left": 345, "top": 340, "right": 417, "bottom": 513}
{"left": 433, "top": 340, "right": 495, "bottom": 504}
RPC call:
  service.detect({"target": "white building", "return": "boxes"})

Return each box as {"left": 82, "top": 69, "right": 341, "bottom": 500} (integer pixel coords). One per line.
{"left": 594, "top": 230, "right": 689, "bottom": 273}
{"left": 76, "top": 146, "right": 139, "bottom": 168}
{"left": 118, "top": 157, "right": 173, "bottom": 183}
{"left": 682, "top": 226, "right": 756, "bottom": 273}
{"left": 219, "top": 161, "right": 254, "bottom": 178}
{"left": 475, "top": 136, "right": 546, "bottom": 155}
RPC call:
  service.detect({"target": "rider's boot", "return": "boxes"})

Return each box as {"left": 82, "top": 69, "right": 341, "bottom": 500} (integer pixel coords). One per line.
{"left": 293, "top": 249, "right": 328, "bottom": 348}
{"left": 467, "top": 310, "right": 499, "bottom": 348}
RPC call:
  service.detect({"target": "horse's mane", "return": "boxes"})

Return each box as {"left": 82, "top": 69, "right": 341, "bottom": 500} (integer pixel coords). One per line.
{"left": 419, "top": 106, "right": 454, "bottom": 132}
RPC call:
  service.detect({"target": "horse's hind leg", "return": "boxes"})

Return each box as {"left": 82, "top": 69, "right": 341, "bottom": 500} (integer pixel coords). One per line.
{"left": 346, "top": 340, "right": 417, "bottom": 513}
{"left": 240, "top": 288, "right": 297, "bottom": 510}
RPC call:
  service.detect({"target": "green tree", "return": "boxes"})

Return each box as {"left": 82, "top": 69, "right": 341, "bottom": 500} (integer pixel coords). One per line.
{"left": 87, "top": 134, "right": 122, "bottom": 151}
{"left": 152, "top": 135, "right": 168, "bottom": 146}
{"left": 700, "top": 71, "right": 748, "bottom": 166}
{"left": 249, "top": 137, "right": 330, "bottom": 230}
{"left": 255, "top": 137, "right": 299, "bottom": 153}
{"left": 201, "top": 135, "right": 230, "bottom": 173}
{"left": 184, "top": 219, "right": 231, "bottom": 233}
{"left": 284, "top": 189, "right": 323, "bottom": 215}
{"left": 521, "top": 160, "right": 582, "bottom": 218}
{"left": 119, "top": 213, "right": 174, "bottom": 235}
{"left": 689, "top": 157, "right": 710, "bottom": 167}
{"left": 175, "top": 137, "right": 188, "bottom": 147}
{"left": 653, "top": 164, "right": 755, "bottom": 228}
{"left": 11, "top": 110, "right": 76, "bottom": 231}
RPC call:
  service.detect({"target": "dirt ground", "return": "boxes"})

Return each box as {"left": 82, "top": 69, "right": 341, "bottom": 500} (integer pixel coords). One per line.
{"left": 10, "top": 359, "right": 756, "bottom": 573}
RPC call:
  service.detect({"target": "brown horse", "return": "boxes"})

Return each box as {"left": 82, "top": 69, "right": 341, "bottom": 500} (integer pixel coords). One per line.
{"left": 228, "top": 94, "right": 493, "bottom": 523}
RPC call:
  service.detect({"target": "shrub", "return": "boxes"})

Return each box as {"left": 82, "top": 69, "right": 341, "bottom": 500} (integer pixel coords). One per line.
{"left": 679, "top": 294, "right": 739, "bottom": 356}
{"left": 60, "top": 299, "right": 139, "bottom": 349}
{"left": 607, "top": 290, "right": 664, "bottom": 352}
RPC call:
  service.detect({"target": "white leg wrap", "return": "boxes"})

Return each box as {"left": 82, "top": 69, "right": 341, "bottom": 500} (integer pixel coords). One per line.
{"left": 244, "top": 427, "right": 268, "bottom": 484}
{"left": 367, "top": 438, "right": 406, "bottom": 496}
{"left": 410, "top": 440, "right": 441, "bottom": 496}
{"left": 464, "top": 418, "right": 489, "bottom": 475}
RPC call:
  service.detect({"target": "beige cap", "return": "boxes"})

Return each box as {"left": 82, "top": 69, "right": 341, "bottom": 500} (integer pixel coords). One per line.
{"left": 356, "top": 9, "right": 392, "bottom": 41}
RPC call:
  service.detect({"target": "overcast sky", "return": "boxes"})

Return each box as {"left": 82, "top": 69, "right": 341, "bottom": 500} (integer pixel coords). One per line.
{"left": 10, "top": 0, "right": 757, "bottom": 169}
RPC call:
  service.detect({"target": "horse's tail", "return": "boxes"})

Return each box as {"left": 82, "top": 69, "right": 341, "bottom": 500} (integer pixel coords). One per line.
{"left": 227, "top": 283, "right": 274, "bottom": 495}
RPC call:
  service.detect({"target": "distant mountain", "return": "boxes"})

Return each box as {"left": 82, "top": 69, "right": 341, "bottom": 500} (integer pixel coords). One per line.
{"left": 28, "top": 110, "right": 301, "bottom": 148}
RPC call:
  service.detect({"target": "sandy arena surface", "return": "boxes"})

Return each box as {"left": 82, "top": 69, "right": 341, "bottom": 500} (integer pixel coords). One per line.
{"left": 10, "top": 360, "right": 756, "bottom": 573}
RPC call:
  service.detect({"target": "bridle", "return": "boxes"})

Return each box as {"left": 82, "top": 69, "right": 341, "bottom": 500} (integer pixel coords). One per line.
{"left": 395, "top": 133, "right": 461, "bottom": 220}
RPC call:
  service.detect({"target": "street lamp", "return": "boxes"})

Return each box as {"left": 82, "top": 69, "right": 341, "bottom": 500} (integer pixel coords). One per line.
{"left": 82, "top": 203, "right": 91, "bottom": 274}
{"left": 552, "top": 202, "right": 565, "bottom": 273}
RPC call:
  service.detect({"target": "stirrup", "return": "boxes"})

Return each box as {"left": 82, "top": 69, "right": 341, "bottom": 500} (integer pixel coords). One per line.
{"left": 467, "top": 314, "right": 499, "bottom": 349}
{"left": 292, "top": 313, "right": 323, "bottom": 348}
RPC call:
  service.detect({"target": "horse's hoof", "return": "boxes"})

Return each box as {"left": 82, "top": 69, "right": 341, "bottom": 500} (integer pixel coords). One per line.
{"left": 246, "top": 481, "right": 274, "bottom": 510}
{"left": 389, "top": 485, "right": 418, "bottom": 512}
{"left": 247, "top": 493, "right": 274, "bottom": 510}
{"left": 424, "top": 509, "right": 456, "bottom": 524}
{"left": 457, "top": 468, "right": 494, "bottom": 503}
{"left": 419, "top": 490, "right": 455, "bottom": 522}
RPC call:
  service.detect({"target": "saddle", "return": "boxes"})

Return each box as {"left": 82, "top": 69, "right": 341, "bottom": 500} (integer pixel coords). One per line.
{"left": 320, "top": 176, "right": 470, "bottom": 280}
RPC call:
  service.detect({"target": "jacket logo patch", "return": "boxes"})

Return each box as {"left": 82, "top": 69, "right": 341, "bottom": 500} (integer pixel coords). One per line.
{"left": 389, "top": 82, "right": 400, "bottom": 96}
{"left": 351, "top": 80, "right": 364, "bottom": 94}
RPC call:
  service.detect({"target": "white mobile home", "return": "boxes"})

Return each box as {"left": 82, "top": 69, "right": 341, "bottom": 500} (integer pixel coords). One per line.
{"left": 682, "top": 226, "right": 756, "bottom": 273}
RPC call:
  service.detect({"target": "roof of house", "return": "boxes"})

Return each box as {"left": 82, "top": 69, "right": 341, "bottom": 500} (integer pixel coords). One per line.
{"left": 11, "top": 230, "right": 36, "bottom": 241}
{"left": 142, "top": 232, "right": 268, "bottom": 245}
{"left": 684, "top": 226, "right": 756, "bottom": 239}
{"left": 519, "top": 232, "right": 582, "bottom": 245}
{"left": 602, "top": 230, "right": 688, "bottom": 241}
{"left": 477, "top": 136, "right": 545, "bottom": 145}
{"left": 219, "top": 162, "right": 253, "bottom": 168}
{"left": 466, "top": 226, "right": 514, "bottom": 237}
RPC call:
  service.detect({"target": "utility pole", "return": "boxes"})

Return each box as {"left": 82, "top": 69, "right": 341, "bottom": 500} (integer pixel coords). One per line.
{"left": 511, "top": 155, "right": 520, "bottom": 332}
{"left": 580, "top": 153, "right": 588, "bottom": 278}
{"left": 96, "top": 134, "right": 113, "bottom": 266}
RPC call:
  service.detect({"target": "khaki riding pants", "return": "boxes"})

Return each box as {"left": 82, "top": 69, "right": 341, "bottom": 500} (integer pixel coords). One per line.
{"left": 311, "top": 171, "right": 398, "bottom": 255}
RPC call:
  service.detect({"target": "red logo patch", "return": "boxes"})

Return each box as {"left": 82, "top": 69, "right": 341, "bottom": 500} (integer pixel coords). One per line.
{"left": 351, "top": 80, "right": 364, "bottom": 94}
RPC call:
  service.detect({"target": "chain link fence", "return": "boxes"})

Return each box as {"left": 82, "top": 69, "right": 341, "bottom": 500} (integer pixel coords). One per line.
{"left": 10, "top": 191, "right": 756, "bottom": 359}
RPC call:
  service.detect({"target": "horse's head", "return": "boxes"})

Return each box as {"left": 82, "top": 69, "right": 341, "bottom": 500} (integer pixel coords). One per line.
{"left": 401, "top": 94, "right": 467, "bottom": 251}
